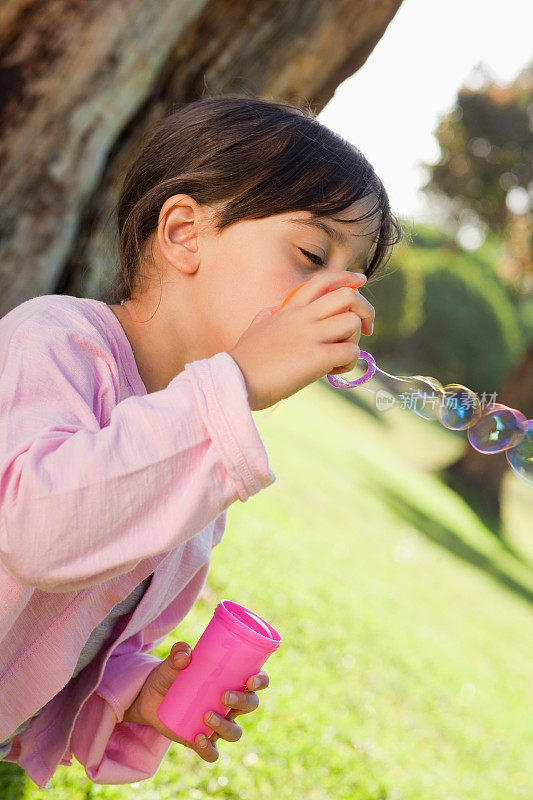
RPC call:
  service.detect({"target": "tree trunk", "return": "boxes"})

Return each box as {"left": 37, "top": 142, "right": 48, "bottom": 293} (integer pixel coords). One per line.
{"left": 0, "top": 0, "right": 403, "bottom": 314}
{"left": 443, "top": 343, "right": 533, "bottom": 530}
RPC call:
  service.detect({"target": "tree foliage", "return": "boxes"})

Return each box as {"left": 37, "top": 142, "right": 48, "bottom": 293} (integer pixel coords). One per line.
{"left": 421, "top": 61, "right": 533, "bottom": 238}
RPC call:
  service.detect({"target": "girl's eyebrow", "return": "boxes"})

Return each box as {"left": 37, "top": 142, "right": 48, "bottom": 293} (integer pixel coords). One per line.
{"left": 288, "top": 217, "right": 351, "bottom": 246}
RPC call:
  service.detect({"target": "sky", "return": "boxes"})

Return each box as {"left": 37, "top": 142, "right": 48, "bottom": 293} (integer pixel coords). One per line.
{"left": 318, "top": 0, "right": 533, "bottom": 228}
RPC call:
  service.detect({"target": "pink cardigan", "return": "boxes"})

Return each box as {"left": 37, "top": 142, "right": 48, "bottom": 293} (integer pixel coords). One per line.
{"left": 0, "top": 294, "right": 276, "bottom": 789}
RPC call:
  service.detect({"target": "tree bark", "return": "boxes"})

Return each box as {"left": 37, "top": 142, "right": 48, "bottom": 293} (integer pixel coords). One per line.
{"left": 0, "top": 0, "right": 403, "bottom": 314}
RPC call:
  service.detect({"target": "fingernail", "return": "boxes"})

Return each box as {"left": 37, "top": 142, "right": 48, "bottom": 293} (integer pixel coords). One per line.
{"left": 250, "top": 677, "right": 260, "bottom": 689}
{"left": 226, "top": 691, "right": 237, "bottom": 704}
{"left": 174, "top": 651, "right": 189, "bottom": 664}
{"left": 197, "top": 734, "right": 208, "bottom": 747}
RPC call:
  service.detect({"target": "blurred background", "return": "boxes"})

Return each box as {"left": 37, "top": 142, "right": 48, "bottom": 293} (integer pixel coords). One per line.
{"left": 319, "top": 0, "right": 533, "bottom": 526}
{"left": 0, "top": 1, "right": 531, "bottom": 798}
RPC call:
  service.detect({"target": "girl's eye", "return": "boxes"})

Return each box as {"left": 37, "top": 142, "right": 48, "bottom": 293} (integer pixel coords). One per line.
{"left": 299, "top": 248, "right": 325, "bottom": 268}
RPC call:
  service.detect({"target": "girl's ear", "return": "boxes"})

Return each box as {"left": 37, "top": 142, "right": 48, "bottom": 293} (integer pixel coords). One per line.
{"left": 157, "top": 195, "right": 202, "bottom": 274}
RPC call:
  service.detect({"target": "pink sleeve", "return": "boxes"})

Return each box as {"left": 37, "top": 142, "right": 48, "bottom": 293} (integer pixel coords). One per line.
{"left": 70, "top": 650, "right": 172, "bottom": 784}
{"left": 0, "top": 320, "right": 275, "bottom": 592}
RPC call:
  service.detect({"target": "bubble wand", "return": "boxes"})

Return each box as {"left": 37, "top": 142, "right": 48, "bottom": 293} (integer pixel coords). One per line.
{"left": 279, "top": 282, "right": 533, "bottom": 488}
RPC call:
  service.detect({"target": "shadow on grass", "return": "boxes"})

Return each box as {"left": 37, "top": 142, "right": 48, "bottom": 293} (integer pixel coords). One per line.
{"left": 438, "top": 466, "right": 533, "bottom": 570}
{"left": 326, "top": 379, "right": 533, "bottom": 573}
{"left": 378, "top": 483, "right": 533, "bottom": 607}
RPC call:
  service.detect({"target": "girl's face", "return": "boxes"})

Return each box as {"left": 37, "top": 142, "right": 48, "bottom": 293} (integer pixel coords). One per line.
{"left": 112, "top": 193, "right": 380, "bottom": 394}
{"left": 193, "top": 193, "right": 380, "bottom": 357}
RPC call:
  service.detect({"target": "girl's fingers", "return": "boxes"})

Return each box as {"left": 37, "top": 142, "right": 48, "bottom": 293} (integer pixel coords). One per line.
{"left": 246, "top": 670, "right": 269, "bottom": 691}
{"left": 208, "top": 708, "right": 238, "bottom": 745}
{"left": 283, "top": 270, "right": 367, "bottom": 310}
{"left": 204, "top": 710, "right": 243, "bottom": 742}
{"left": 202, "top": 672, "right": 268, "bottom": 750}
{"left": 195, "top": 733, "right": 219, "bottom": 762}
{"left": 221, "top": 689, "right": 259, "bottom": 714}
{"left": 311, "top": 286, "right": 375, "bottom": 334}
{"left": 316, "top": 311, "right": 361, "bottom": 345}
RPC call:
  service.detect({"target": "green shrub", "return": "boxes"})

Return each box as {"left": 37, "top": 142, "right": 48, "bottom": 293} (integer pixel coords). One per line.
{"left": 409, "top": 221, "right": 450, "bottom": 249}
{"left": 366, "top": 225, "right": 527, "bottom": 392}
{"left": 364, "top": 242, "right": 424, "bottom": 352}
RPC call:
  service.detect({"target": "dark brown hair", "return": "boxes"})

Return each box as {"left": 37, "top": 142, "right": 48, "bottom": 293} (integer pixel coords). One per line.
{"left": 108, "top": 93, "right": 403, "bottom": 303}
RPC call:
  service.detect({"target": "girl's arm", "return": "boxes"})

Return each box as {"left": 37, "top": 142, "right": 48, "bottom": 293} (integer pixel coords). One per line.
{"left": 0, "top": 318, "right": 275, "bottom": 592}
{"left": 69, "top": 594, "right": 212, "bottom": 781}
{"left": 70, "top": 648, "right": 171, "bottom": 784}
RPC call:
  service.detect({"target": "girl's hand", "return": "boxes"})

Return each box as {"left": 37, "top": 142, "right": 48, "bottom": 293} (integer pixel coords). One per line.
{"left": 123, "top": 641, "right": 269, "bottom": 762}
{"left": 229, "top": 270, "right": 373, "bottom": 411}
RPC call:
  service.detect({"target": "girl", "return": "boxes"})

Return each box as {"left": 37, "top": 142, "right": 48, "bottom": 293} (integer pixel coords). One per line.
{"left": 0, "top": 93, "right": 402, "bottom": 789}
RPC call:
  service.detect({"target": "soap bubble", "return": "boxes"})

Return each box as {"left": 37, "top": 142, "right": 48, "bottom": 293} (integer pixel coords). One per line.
{"left": 369, "top": 369, "right": 445, "bottom": 423}
{"left": 467, "top": 404, "right": 528, "bottom": 453}
{"left": 506, "top": 419, "right": 533, "bottom": 487}
{"left": 438, "top": 384, "right": 482, "bottom": 430}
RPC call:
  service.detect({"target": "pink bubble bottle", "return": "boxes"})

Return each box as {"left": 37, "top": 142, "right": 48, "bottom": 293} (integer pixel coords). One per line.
{"left": 157, "top": 600, "right": 282, "bottom": 744}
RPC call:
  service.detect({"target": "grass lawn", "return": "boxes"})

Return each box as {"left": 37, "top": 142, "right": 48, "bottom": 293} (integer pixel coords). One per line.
{"left": 2, "top": 377, "right": 532, "bottom": 799}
